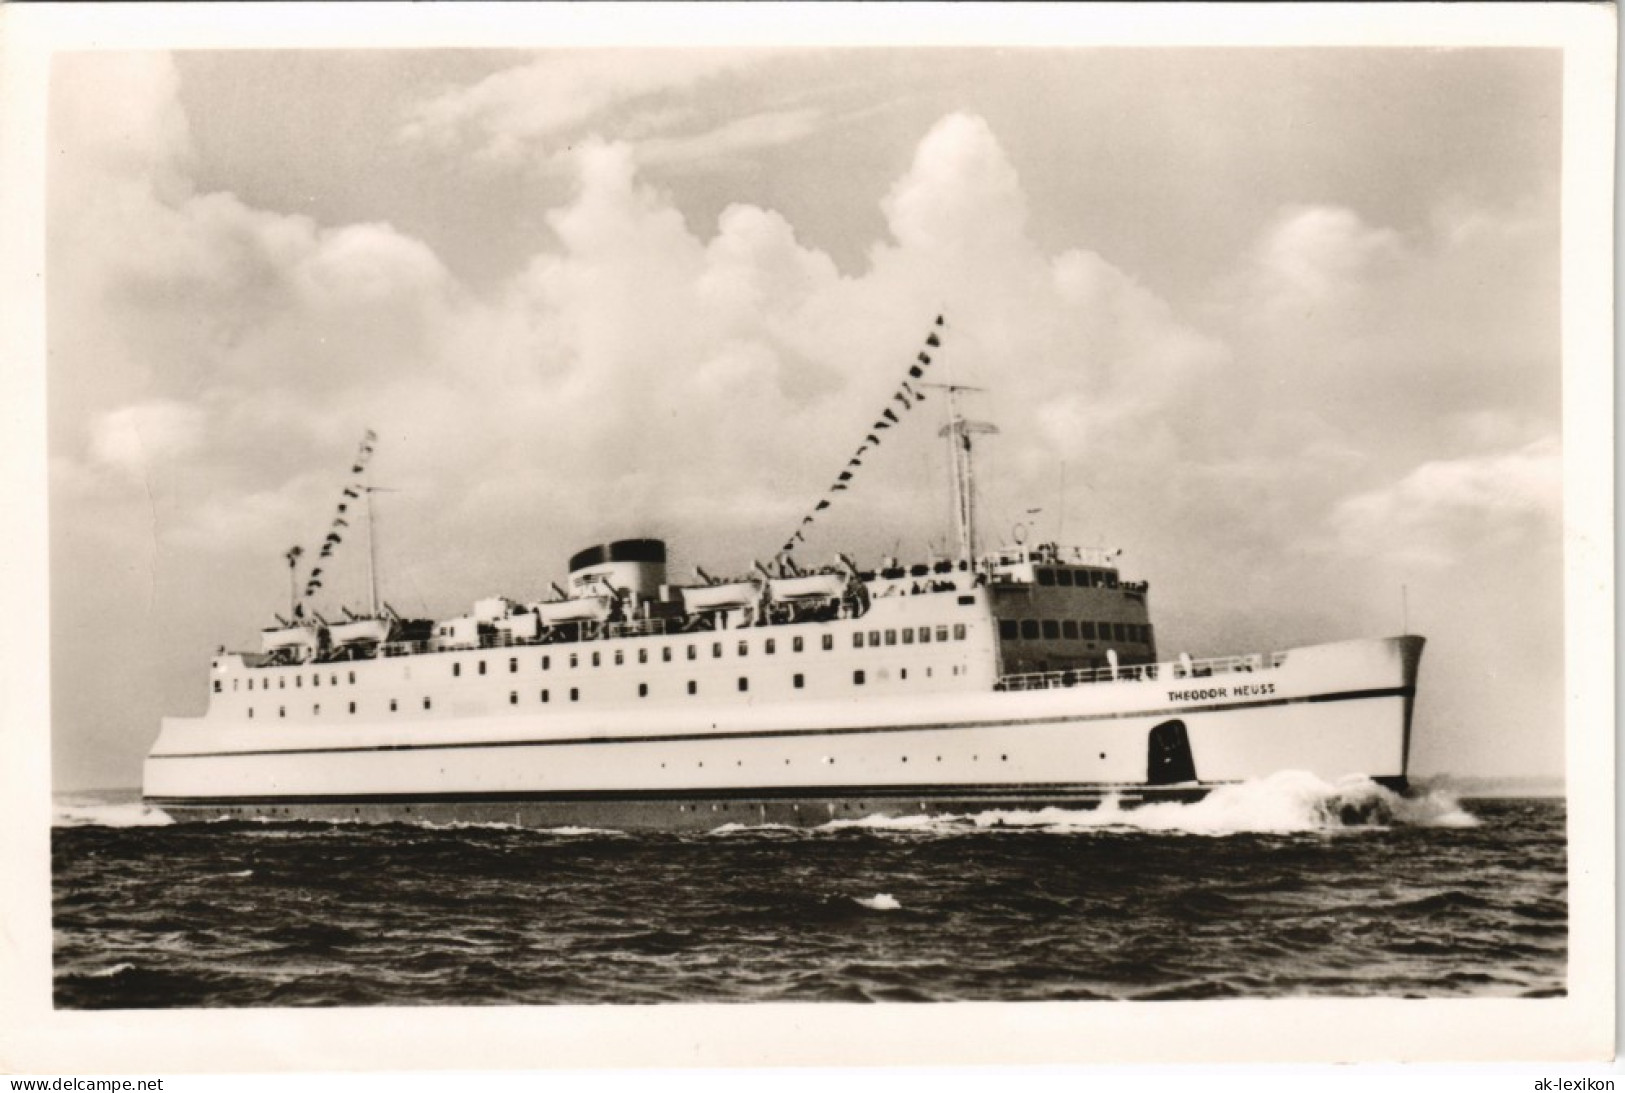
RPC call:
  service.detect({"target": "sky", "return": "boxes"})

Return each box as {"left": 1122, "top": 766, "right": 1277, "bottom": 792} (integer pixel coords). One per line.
{"left": 46, "top": 47, "right": 1566, "bottom": 790}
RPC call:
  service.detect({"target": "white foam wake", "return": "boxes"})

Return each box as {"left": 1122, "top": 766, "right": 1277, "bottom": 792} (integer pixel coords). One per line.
{"left": 52, "top": 802, "right": 174, "bottom": 828}
{"left": 854, "top": 893, "right": 902, "bottom": 911}
{"left": 823, "top": 771, "right": 1478, "bottom": 837}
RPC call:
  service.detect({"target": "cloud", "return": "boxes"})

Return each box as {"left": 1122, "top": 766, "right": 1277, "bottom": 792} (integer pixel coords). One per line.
{"left": 400, "top": 51, "right": 760, "bottom": 164}
{"left": 1327, "top": 437, "right": 1561, "bottom": 568}
{"left": 636, "top": 108, "right": 827, "bottom": 171}
{"left": 88, "top": 399, "right": 207, "bottom": 479}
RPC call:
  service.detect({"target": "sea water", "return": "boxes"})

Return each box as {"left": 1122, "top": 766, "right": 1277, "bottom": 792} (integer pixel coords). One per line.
{"left": 52, "top": 772, "right": 1566, "bottom": 1006}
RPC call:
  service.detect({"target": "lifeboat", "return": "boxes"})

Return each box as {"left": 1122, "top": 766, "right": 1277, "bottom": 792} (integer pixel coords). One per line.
{"left": 260, "top": 625, "right": 317, "bottom": 661}
{"left": 329, "top": 617, "right": 391, "bottom": 648}
{"left": 768, "top": 572, "right": 846, "bottom": 602}
{"left": 536, "top": 595, "right": 614, "bottom": 626}
{"left": 682, "top": 580, "right": 761, "bottom": 612}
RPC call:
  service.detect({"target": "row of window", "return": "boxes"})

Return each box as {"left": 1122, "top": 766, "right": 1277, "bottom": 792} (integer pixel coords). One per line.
{"left": 223, "top": 669, "right": 358, "bottom": 694}
{"left": 1035, "top": 568, "right": 1117, "bottom": 589}
{"left": 222, "top": 624, "right": 974, "bottom": 695}
{"left": 242, "top": 663, "right": 971, "bottom": 719}
{"left": 997, "top": 618, "right": 1152, "bottom": 644}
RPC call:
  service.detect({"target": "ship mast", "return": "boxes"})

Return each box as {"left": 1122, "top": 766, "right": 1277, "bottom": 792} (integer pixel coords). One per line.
{"left": 364, "top": 476, "right": 379, "bottom": 618}
{"left": 931, "top": 383, "right": 997, "bottom": 570}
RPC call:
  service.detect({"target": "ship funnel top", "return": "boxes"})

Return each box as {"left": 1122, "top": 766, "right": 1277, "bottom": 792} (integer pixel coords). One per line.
{"left": 567, "top": 538, "right": 667, "bottom": 598}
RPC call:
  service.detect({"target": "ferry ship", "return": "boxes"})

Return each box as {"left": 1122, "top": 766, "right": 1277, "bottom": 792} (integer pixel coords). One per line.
{"left": 143, "top": 330, "right": 1425, "bottom": 830}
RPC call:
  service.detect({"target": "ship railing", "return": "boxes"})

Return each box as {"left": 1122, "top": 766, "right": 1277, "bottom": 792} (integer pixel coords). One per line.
{"left": 996, "top": 650, "right": 1289, "bottom": 692}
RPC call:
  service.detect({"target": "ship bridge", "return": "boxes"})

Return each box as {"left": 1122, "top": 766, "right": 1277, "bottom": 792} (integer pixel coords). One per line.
{"left": 980, "top": 542, "right": 1156, "bottom": 677}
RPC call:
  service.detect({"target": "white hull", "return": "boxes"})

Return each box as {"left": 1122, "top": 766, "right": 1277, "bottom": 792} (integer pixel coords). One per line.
{"left": 145, "top": 635, "right": 1423, "bottom": 828}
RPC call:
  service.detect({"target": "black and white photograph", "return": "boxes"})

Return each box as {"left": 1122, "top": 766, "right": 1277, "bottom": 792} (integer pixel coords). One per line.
{"left": 1, "top": 1, "right": 1613, "bottom": 1075}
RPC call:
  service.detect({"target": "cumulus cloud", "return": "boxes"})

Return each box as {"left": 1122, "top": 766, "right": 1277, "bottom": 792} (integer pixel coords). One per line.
{"left": 1328, "top": 437, "right": 1562, "bottom": 568}
{"left": 88, "top": 399, "right": 207, "bottom": 479}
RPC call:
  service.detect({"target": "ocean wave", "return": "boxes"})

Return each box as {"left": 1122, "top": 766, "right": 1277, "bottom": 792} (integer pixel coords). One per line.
{"left": 807, "top": 772, "right": 1478, "bottom": 837}
{"left": 52, "top": 802, "right": 174, "bottom": 828}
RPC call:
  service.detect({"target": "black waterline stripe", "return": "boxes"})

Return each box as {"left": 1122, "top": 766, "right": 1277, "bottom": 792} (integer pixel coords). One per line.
{"left": 146, "top": 781, "right": 1213, "bottom": 807}
{"left": 149, "top": 686, "right": 1411, "bottom": 762}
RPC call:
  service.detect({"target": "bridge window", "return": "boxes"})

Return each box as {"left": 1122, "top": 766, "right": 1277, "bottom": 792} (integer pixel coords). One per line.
{"left": 1038, "top": 569, "right": 1056, "bottom": 586}
{"left": 902, "top": 628, "right": 914, "bottom": 645}
{"left": 1042, "top": 620, "right": 1060, "bottom": 640}
{"left": 794, "top": 673, "right": 804, "bottom": 689}
{"left": 822, "top": 634, "right": 834, "bottom": 651}
{"left": 1080, "top": 621, "right": 1096, "bottom": 640}
{"left": 348, "top": 671, "right": 356, "bottom": 684}
{"left": 854, "top": 632, "right": 865, "bottom": 649}
{"left": 614, "top": 650, "right": 624, "bottom": 666}
{"left": 868, "top": 630, "right": 881, "bottom": 647}
{"left": 541, "top": 689, "right": 549, "bottom": 703}
{"left": 592, "top": 652, "right": 601, "bottom": 668}
{"left": 295, "top": 675, "right": 303, "bottom": 688}
{"left": 1058, "top": 569, "right": 1075, "bottom": 587}
{"left": 687, "top": 644, "right": 697, "bottom": 661}
{"left": 1063, "top": 620, "right": 1080, "bottom": 640}
{"left": 853, "top": 670, "right": 866, "bottom": 686}
{"left": 278, "top": 706, "right": 286, "bottom": 718}
{"left": 542, "top": 655, "right": 551, "bottom": 671}
{"left": 954, "top": 624, "right": 967, "bottom": 641}
{"left": 509, "top": 657, "right": 518, "bottom": 673}
{"left": 1020, "top": 619, "right": 1040, "bottom": 640}
{"left": 919, "top": 626, "right": 931, "bottom": 643}
{"left": 279, "top": 678, "right": 285, "bottom": 689}
{"left": 348, "top": 702, "right": 355, "bottom": 714}
{"left": 738, "top": 677, "right": 749, "bottom": 693}
{"left": 1000, "top": 620, "right": 1019, "bottom": 641}
{"left": 765, "top": 638, "right": 776, "bottom": 655}
{"left": 738, "top": 640, "right": 749, "bottom": 657}
{"left": 639, "top": 683, "right": 648, "bottom": 698}
{"left": 570, "top": 654, "right": 579, "bottom": 669}
{"left": 792, "top": 636, "right": 803, "bottom": 653}
{"left": 478, "top": 660, "right": 486, "bottom": 675}
{"left": 884, "top": 629, "right": 897, "bottom": 646}
{"left": 569, "top": 688, "right": 579, "bottom": 702}
{"left": 936, "top": 626, "right": 950, "bottom": 642}
{"left": 312, "top": 674, "right": 320, "bottom": 688}
{"left": 638, "top": 648, "right": 647, "bottom": 664}
{"left": 1113, "top": 623, "right": 1127, "bottom": 642}
{"left": 662, "top": 646, "right": 672, "bottom": 662}
{"left": 454, "top": 663, "right": 462, "bottom": 678}
{"left": 509, "top": 691, "right": 518, "bottom": 705}
{"left": 712, "top": 642, "right": 723, "bottom": 659}
{"left": 687, "top": 680, "right": 697, "bottom": 695}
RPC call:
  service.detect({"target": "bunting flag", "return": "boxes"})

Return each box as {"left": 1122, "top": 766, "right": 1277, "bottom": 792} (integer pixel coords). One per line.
{"left": 776, "top": 317, "right": 947, "bottom": 558}
{"left": 300, "top": 428, "right": 378, "bottom": 609}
